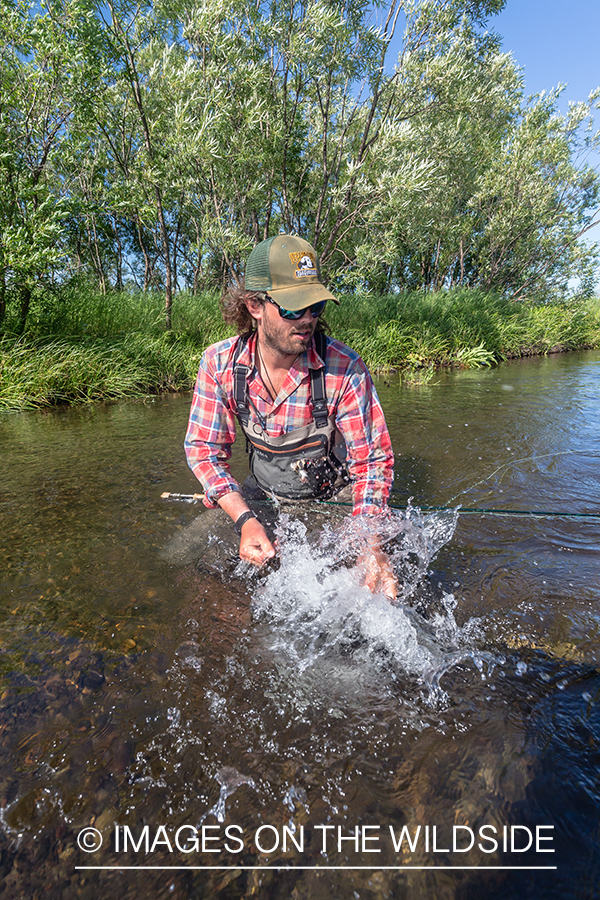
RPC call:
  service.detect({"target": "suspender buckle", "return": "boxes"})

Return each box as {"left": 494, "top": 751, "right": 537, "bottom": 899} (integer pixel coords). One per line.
{"left": 311, "top": 397, "right": 329, "bottom": 429}
{"left": 233, "top": 362, "right": 251, "bottom": 427}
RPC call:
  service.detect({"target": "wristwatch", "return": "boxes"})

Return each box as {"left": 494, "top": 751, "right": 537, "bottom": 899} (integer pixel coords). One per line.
{"left": 234, "top": 510, "right": 259, "bottom": 535}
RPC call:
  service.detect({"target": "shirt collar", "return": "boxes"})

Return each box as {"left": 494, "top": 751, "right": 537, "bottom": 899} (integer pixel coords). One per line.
{"left": 307, "top": 334, "right": 325, "bottom": 370}
{"left": 233, "top": 331, "right": 257, "bottom": 370}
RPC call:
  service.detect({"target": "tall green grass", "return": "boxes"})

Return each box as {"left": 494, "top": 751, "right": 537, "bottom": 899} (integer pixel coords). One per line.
{"left": 1, "top": 285, "right": 599, "bottom": 410}
{"left": 0, "top": 333, "right": 206, "bottom": 410}
{"left": 20, "top": 283, "right": 229, "bottom": 342}
{"left": 327, "top": 289, "right": 600, "bottom": 371}
{"left": 0, "top": 286, "right": 233, "bottom": 410}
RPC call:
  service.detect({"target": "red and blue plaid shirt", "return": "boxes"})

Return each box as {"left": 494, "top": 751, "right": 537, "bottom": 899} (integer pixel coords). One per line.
{"left": 185, "top": 331, "right": 394, "bottom": 515}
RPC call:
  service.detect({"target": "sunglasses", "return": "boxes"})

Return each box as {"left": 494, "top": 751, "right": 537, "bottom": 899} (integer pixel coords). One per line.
{"left": 265, "top": 295, "right": 326, "bottom": 320}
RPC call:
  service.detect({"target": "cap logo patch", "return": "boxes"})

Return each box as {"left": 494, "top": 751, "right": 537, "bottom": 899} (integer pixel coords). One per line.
{"left": 289, "top": 250, "right": 317, "bottom": 278}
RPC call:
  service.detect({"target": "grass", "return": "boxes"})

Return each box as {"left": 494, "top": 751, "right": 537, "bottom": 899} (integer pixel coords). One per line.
{"left": 0, "top": 285, "right": 232, "bottom": 410}
{"left": 326, "top": 289, "right": 600, "bottom": 372}
{"left": 1, "top": 284, "right": 599, "bottom": 410}
{"left": 19, "top": 283, "right": 230, "bottom": 342}
{"left": 0, "top": 333, "right": 205, "bottom": 410}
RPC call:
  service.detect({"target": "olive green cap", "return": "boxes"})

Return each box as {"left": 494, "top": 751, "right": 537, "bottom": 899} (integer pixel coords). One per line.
{"left": 244, "top": 234, "right": 339, "bottom": 310}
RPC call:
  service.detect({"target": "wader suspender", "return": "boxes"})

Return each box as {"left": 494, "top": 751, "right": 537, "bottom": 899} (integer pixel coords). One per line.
{"left": 309, "top": 331, "right": 329, "bottom": 428}
{"left": 232, "top": 331, "right": 329, "bottom": 429}
{"left": 233, "top": 353, "right": 251, "bottom": 427}
{"left": 231, "top": 331, "right": 349, "bottom": 500}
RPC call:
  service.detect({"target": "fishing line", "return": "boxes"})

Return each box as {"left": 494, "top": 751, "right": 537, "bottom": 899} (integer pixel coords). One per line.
{"left": 322, "top": 498, "right": 600, "bottom": 520}
{"left": 445, "top": 448, "right": 583, "bottom": 507}
{"left": 160, "top": 492, "right": 600, "bottom": 520}
{"left": 393, "top": 504, "right": 600, "bottom": 520}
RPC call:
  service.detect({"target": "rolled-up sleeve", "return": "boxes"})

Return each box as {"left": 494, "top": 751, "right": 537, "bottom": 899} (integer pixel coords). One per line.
{"left": 335, "top": 359, "right": 394, "bottom": 516}
{"left": 184, "top": 346, "right": 242, "bottom": 508}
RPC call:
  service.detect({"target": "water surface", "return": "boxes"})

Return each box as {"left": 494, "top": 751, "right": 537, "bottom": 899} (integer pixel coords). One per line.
{"left": 1, "top": 352, "right": 600, "bottom": 899}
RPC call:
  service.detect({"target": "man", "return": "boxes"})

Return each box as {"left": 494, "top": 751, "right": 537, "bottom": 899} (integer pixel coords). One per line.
{"left": 185, "top": 234, "right": 397, "bottom": 598}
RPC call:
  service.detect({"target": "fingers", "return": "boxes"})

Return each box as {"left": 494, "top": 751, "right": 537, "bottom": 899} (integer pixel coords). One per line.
{"left": 364, "top": 568, "right": 397, "bottom": 600}
{"left": 378, "top": 567, "right": 398, "bottom": 601}
{"left": 360, "top": 547, "right": 398, "bottom": 600}
{"left": 239, "top": 520, "right": 276, "bottom": 567}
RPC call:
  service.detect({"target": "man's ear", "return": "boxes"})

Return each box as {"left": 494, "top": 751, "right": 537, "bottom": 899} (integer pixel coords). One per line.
{"left": 245, "top": 296, "right": 264, "bottom": 322}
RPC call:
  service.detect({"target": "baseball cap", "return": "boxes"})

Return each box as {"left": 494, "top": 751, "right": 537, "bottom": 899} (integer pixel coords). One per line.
{"left": 244, "top": 234, "right": 339, "bottom": 310}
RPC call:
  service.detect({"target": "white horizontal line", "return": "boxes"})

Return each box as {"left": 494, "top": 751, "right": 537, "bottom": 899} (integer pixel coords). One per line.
{"left": 75, "top": 865, "right": 557, "bottom": 871}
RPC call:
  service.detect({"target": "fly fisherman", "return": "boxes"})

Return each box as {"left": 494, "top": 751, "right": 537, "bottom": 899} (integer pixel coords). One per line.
{"left": 184, "top": 235, "right": 397, "bottom": 599}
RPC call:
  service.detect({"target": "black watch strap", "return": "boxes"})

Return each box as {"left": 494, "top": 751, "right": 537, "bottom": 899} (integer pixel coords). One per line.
{"left": 234, "top": 510, "right": 259, "bottom": 535}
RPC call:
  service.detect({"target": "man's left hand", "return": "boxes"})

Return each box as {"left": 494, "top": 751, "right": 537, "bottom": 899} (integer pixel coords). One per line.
{"left": 359, "top": 545, "right": 397, "bottom": 601}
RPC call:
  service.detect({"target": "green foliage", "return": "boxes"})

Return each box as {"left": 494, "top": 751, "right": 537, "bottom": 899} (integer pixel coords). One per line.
{"left": 0, "top": 0, "right": 598, "bottom": 335}
{"left": 14, "top": 280, "right": 227, "bottom": 340}
{"left": 327, "top": 288, "right": 600, "bottom": 371}
{"left": 0, "top": 284, "right": 234, "bottom": 408}
{"left": 0, "top": 332, "right": 201, "bottom": 409}
{"left": 1, "top": 285, "right": 599, "bottom": 409}
{"left": 0, "top": 0, "right": 75, "bottom": 328}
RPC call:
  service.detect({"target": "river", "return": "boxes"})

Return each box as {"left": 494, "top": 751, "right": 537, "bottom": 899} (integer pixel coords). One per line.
{"left": 1, "top": 350, "right": 599, "bottom": 899}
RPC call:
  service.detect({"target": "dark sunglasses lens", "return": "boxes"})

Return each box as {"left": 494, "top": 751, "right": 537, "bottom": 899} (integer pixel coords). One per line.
{"left": 279, "top": 300, "right": 326, "bottom": 319}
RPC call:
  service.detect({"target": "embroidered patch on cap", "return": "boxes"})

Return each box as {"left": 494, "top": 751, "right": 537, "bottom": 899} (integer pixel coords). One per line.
{"left": 289, "top": 250, "right": 317, "bottom": 278}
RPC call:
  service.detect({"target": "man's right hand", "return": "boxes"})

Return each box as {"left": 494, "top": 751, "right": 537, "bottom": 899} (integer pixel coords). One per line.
{"left": 239, "top": 518, "right": 276, "bottom": 567}
{"left": 217, "top": 491, "right": 276, "bottom": 567}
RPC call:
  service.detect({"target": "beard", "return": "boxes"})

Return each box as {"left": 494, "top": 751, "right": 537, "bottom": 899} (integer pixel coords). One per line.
{"left": 258, "top": 314, "right": 316, "bottom": 357}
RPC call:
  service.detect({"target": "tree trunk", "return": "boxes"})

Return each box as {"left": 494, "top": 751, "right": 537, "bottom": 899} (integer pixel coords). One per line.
{"left": 134, "top": 212, "right": 152, "bottom": 290}
{"left": 113, "top": 215, "right": 124, "bottom": 290}
{"left": 155, "top": 187, "right": 172, "bottom": 329}
{"left": 108, "top": 1, "right": 173, "bottom": 327}
{"left": 17, "top": 285, "right": 32, "bottom": 335}
{"left": 0, "top": 271, "right": 6, "bottom": 331}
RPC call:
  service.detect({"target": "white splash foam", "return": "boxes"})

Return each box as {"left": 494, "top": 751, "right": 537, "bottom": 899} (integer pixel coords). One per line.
{"left": 250, "top": 506, "right": 488, "bottom": 699}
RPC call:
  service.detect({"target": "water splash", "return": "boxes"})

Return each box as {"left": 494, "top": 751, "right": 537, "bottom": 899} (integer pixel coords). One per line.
{"left": 249, "top": 505, "right": 488, "bottom": 702}
{"left": 204, "top": 767, "right": 256, "bottom": 824}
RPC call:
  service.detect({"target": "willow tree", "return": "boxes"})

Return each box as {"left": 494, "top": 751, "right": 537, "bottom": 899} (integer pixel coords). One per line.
{"left": 342, "top": 35, "right": 525, "bottom": 292}
{"left": 3, "top": 0, "right": 597, "bottom": 316}
{"left": 335, "top": 22, "right": 600, "bottom": 299}
{"left": 472, "top": 87, "right": 600, "bottom": 299}
{"left": 0, "top": 0, "right": 73, "bottom": 331}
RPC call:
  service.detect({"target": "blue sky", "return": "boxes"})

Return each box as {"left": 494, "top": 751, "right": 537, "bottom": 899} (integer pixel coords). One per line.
{"left": 493, "top": 0, "right": 600, "bottom": 248}
{"left": 494, "top": 0, "right": 600, "bottom": 107}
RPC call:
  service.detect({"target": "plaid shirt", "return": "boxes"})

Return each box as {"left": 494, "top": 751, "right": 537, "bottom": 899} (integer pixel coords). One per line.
{"left": 185, "top": 331, "right": 394, "bottom": 516}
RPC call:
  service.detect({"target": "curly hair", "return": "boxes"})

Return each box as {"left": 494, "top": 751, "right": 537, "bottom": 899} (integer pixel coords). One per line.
{"left": 220, "top": 279, "right": 330, "bottom": 336}
{"left": 220, "top": 281, "right": 264, "bottom": 335}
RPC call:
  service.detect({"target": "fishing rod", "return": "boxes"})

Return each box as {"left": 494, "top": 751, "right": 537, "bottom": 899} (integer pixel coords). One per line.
{"left": 408, "top": 506, "right": 600, "bottom": 520}
{"left": 160, "top": 492, "right": 600, "bottom": 521}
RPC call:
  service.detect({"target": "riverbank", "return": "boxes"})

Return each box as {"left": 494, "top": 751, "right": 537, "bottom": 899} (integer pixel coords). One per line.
{"left": 1, "top": 287, "right": 599, "bottom": 410}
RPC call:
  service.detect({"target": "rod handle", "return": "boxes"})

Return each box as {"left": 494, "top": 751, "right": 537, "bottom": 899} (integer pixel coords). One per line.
{"left": 160, "top": 491, "right": 205, "bottom": 501}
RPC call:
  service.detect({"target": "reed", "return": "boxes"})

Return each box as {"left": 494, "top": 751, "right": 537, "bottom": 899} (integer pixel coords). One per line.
{"left": 327, "top": 289, "right": 600, "bottom": 372}
{"left": 20, "top": 284, "right": 228, "bottom": 341}
{"left": 1, "top": 286, "right": 599, "bottom": 410}
{"left": 0, "top": 333, "right": 205, "bottom": 410}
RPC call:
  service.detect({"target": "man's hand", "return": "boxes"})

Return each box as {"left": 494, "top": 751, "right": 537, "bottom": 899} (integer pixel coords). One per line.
{"left": 217, "top": 491, "right": 276, "bottom": 567}
{"left": 359, "top": 544, "right": 397, "bottom": 600}
{"left": 239, "top": 518, "right": 276, "bottom": 567}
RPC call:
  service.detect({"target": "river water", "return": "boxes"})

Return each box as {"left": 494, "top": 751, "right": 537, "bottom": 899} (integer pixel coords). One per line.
{"left": 1, "top": 351, "right": 599, "bottom": 899}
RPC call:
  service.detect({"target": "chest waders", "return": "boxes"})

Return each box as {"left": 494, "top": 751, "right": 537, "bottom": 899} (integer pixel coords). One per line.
{"left": 232, "top": 332, "right": 350, "bottom": 501}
